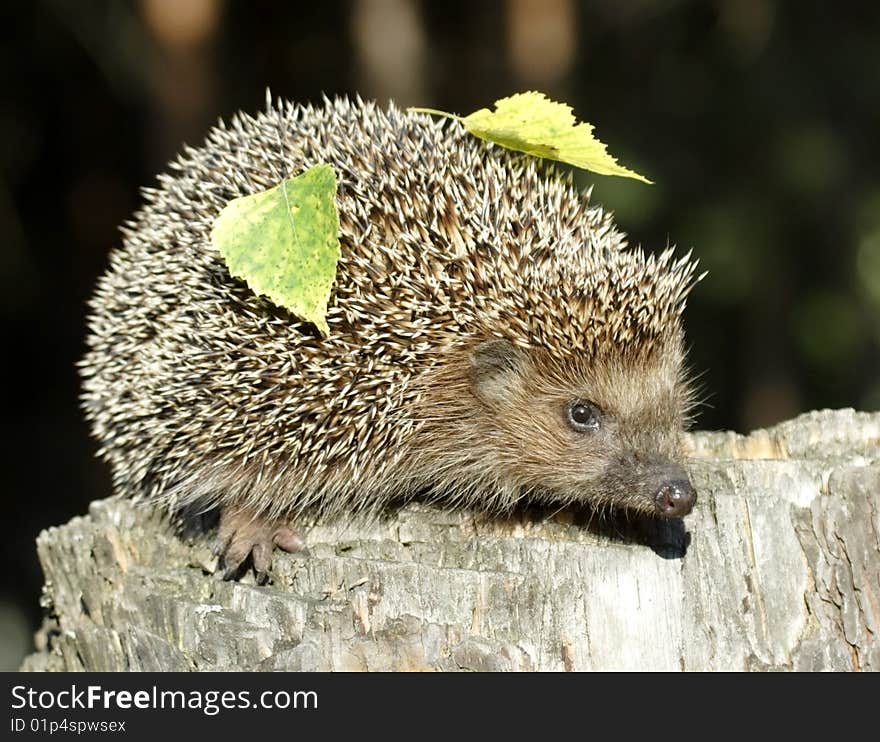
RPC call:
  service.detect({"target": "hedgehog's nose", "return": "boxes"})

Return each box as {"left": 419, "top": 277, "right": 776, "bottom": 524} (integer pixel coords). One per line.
{"left": 653, "top": 469, "right": 696, "bottom": 518}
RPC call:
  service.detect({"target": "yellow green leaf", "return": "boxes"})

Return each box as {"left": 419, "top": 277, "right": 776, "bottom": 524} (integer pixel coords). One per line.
{"left": 410, "top": 91, "right": 651, "bottom": 183}
{"left": 211, "top": 164, "right": 340, "bottom": 336}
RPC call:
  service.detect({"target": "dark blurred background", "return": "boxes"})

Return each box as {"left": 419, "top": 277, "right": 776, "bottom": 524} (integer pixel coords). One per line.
{"left": 2, "top": 0, "right": 878, "bottom": 668}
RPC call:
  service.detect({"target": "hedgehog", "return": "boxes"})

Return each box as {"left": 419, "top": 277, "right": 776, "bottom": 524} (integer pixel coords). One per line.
{"left": 81, "top": 94, "right": 702, "bottom": 579}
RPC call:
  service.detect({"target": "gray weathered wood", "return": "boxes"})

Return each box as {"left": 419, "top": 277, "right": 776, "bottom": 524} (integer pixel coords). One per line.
{"left": 22, "top": 408, "right": 880, "bottom": 671}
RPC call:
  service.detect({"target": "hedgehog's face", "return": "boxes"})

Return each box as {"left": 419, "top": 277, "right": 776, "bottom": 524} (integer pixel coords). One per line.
{"left": 469, "top": 339, "right": 696, "bottom": 518}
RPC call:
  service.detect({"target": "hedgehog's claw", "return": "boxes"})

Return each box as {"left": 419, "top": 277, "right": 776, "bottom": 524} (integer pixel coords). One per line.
{"left": 215, "top": 507, "right": 308, "bottom": 582}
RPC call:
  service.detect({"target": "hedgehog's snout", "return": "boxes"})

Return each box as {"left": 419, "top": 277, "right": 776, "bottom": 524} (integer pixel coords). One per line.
{"left": 651, "top": 464, "right": 696, "bottom": 518}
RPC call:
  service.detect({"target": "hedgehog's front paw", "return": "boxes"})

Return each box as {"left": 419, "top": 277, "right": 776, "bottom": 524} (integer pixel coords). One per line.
{"left": 214, "top": 507, "right": 308, "bottom": 583}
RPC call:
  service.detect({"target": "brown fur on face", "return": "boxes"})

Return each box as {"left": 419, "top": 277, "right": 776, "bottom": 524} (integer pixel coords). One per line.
{"left": 408, "top": 334, "right": 695, "bottom": 516}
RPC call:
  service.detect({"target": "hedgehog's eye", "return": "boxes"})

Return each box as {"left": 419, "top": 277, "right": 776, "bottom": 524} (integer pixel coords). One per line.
{"left": 566, "top": 400, "right": 601, "bottom": 432}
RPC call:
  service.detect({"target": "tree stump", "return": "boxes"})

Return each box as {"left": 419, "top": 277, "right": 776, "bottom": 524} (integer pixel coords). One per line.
{"left": 22, "top": 409, "right": 880, "bottom": 671}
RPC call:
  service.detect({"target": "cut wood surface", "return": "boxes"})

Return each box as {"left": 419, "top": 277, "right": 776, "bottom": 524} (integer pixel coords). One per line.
{"left": 22, "top": 409, "right": 880, "bottom": 671}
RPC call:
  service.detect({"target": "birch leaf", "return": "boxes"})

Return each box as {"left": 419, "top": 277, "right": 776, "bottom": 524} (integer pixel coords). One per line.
{"left": 410, "top": 91, "right": 651, "bottom": 183}
{"left": 211, "top": 164, "right": 340, "bottom": 336}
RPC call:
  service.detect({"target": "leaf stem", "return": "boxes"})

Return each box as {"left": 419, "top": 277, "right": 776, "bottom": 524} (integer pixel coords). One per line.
{"left": 407, "top": 107, "right": 463, "bottom": 122}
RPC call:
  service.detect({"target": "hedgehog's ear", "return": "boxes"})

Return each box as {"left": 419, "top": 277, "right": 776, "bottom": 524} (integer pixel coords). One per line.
{"left": 470, "top": 339, "right": 527, "bottom": 406}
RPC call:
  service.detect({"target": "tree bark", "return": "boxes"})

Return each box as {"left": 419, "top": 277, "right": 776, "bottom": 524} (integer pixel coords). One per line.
{"left": 22, "top": 409, "right": 880, "bottom": 671}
